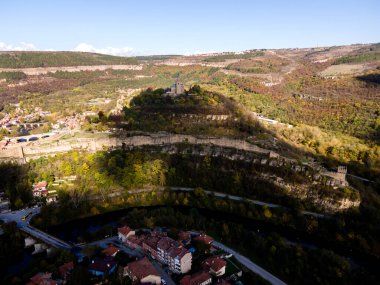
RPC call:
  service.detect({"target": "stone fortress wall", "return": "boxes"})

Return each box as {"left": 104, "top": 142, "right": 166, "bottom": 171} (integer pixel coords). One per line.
{"left": 0, "top": 132, "right": 348, "bottom": 189}
{"left": 0, "top": 132, "right": 357, "bottom": 212}
{"left": 0, "top": 133, "right": 271, "bottom": 161}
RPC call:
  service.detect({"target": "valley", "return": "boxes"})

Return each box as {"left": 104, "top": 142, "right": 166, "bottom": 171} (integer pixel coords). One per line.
{"left": 0, "top": 44, "right": 379, "bottom": 285}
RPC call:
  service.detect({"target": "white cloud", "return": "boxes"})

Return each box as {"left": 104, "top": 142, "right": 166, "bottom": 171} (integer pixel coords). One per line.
{"left": 73, "top": 43, "right": 134, "bottom": 56}
{"left": 0, "top": 42, "right": 37, "bottom": 51}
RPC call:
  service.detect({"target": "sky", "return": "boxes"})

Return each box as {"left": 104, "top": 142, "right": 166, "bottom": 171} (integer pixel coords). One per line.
{"left": 0, "top": 0, "right": 379, "bottom": 56}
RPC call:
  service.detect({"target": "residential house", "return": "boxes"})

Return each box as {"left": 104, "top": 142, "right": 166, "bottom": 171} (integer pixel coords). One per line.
{"left": 32, "top": 181, "right": 48, "bottom": 197}
{"left": 194, "top": 233, "right": 213, "bottom": 245}
{"left": 26, "top": 272, "right": 57, "bottom": 285}
{"left": 118, "top": 226, "right": 135, "bottom": 242}
{"left": 157, "top": 237, "right": 176, "bottom": 263}
{"left": 59, "top": 261, "right": 74, "bottom": 281}
{"left": 124, "top": 257, "right": 161, "bottom": 284}
{"left": 88, "top": 257, "right": 117, "bottom": 276}
{"left": 102, "top": 244, "right": 120, "bottom": 257}
{"left": 167, "top": 246, "right": 192, "bottom": 274}
{"left": 180, "top": 271, "right": 212, "bottom": 285}
{"left": 178, "top": 231, "right": 191, "bottom": 245}
{"left": 125, "top": 234, "right": 146, "bottom": 249}
{"left": 203, "top": 256, "right": 226, "bottom": 276}
{"left": 142, "top": 236, "right": 161, "bottom": 259}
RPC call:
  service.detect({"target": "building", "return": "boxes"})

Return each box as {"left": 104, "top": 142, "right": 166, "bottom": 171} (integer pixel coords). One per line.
{"left": 134, "top": 233, "right": 193, "bottom": 274}
{"left": 125, "top": 234, "right": 146, "bottom": 249}
{"left": 322, "top": 165, "right": 349, "bottom": 187}
{"left": 102, "top": 244, "right": 120, "bottom": 257}
{"left": 203, "top": 256, "right": 226, "bottom": 276}
{"left": 142, "top": 236, "right": 161, "bottom": 259}
{"left": 124, "top": 257, "right": 161, "bottom": 284}
{"left": 155, "top": 236, "right": 192, "bottom": 273}
{"left": 88, "top": 257, "right": 117, "bottom": 276}
{"left": 32, "top": 181, "right": 48, "bottom": 197}
{"left": 180, "top": 271, "right": 212, "bottom": 285}
{"left": 26, "top": 272, "right": 57, "bottom": 285}
{"left": 118, "top": 226, "right": 135, "bottom": 242}
{"left": 0, "top": 193, "right": 10, "bottom": 213}
{"left": 157, "top": 236, "right": 175, "bottom": 263}
{"left": 59, "top": 261, "right": 74, "bottom": 281}
{"left": 194, "top": 233, "right": 213, "bottom": 245}
{"left": 178, "top": 231, "right": 192, "bottom": 245}
{"left": 166, "top": 77, "right": 185, "bottom": 97}
{"left": 167, "top": 245, "right": 192, "bottom": 274}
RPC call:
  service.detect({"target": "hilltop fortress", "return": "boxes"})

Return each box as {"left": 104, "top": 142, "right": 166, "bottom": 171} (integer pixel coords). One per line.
{"left": 0, "top": 132, "right": 357, "bottom": 212}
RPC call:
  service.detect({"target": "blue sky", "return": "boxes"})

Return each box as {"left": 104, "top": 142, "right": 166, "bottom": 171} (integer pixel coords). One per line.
{"left": 0, "top": 0, "right": 379, "bottom": 55}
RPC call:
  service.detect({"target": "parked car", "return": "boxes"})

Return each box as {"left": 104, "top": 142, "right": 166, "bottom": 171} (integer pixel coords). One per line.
{"left": 29, "top": 137, "right": 39, "bottom": 141}
{"left": 17, "top": 138, "right": 27, "bottom": 143}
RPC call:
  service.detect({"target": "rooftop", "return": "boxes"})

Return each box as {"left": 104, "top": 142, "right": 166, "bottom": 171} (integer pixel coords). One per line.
{"left": 194, "top": 233, "right": 213, "bottom": 244}
{"left": 33, "top": 181, "right": 48, "bottom": 189}
{"left": 58, "top": 261, "right": 74, "bottom": 277}
{"left": 125, "top": 257, "right": 160, "bottom": 279}
{"left": 203, "top": 256, "right": 227, "bottom": 272}
{"left": 118, "top": 225, "right": 133, "bottom": 236}
{"left": 102, "top": 244, "right": 120, "bottom": 257}
{"left": 88, "top": 257, "right": 117, "bottom": 274}
{"left": 180, "top": 271, "right": 212, "bottom": 285}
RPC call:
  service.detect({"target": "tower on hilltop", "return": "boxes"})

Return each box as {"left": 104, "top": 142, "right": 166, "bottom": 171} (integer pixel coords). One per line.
{"left": 167, "top": 76, "right": 184, "bottom": 97}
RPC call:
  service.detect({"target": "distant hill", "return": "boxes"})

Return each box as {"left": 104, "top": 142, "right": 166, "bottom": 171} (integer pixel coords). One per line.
{"left": 134, "top": 55, "right": 182, "bottom": 61}
{"left": 0, "top": 51, "right": 139, "bottom": 68}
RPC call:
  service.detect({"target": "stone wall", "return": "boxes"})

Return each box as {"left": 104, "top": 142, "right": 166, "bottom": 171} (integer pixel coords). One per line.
{"left": 0, "top": 133, "right": 273, "bottom": 162}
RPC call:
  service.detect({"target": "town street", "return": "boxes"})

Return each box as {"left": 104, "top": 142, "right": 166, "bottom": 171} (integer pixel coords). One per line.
{"left": 82, "top": 236, "right": 175, "bottom": 285}
{"left": 213, "top": 241, "right": 287, "bottom": 285}
{"left": 0, "top": 207, "right": 72, "bottom": 249}
{"left": 2, "top": 207, "right": 287, "bottom": 284}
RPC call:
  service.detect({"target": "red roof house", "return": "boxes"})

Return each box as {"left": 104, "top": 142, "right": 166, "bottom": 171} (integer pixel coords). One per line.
{"left": 194, "top": 233, "right": 213, "bottom": 245}
{"left": 32, "top": 181, "right": 48, "bottom": 197}
{"left": 102, "top": 244, "right": 120, "bottom": 257}
{"left": 180, "top": 271, "right": 212, "bottom": 285}
{"left": 124, "top": 257, "right": 161, "bottom": 284}
{"left": 58, "top": 261, "right": 74, "bottom": 279}
{"left": 26, "top": 272, "right": 57, "bottom": 285}
{"left": 118, "top": 226, "right": 135, "bottom": 242}
{"left": 203, "top": 256, "right": 226, "bottom": 276}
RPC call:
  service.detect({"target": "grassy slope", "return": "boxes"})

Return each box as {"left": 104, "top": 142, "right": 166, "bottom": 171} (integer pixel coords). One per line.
{"left": 0, "top": 51, "right": 138, "bottom": 68}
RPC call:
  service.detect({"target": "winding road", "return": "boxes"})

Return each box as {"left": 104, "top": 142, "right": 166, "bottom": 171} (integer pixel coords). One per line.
{"left": 213, "top": 241, "right": 287, "bottom": 285}
{"left": 125, "top": 186, "right": 328, "bottom": 219}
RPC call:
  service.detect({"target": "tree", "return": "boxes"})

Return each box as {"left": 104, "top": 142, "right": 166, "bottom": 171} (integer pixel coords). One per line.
{"left": 66, "top": 265, "right": 92, "bottom": 285}
{"left": 263, "top": 207, "right": 272, "bottom": 219}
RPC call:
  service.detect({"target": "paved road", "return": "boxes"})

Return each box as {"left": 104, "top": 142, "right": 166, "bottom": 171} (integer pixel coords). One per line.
{"left": 346, "top": 173, "right": 376, "bottom": 183}
{"left": 213, "top": 241, "right": 287, "bottom": 285}
{"left": 151, "top": 260, "right": 176, "bottom": 285}
{"left": 0, "top": 207, "right": 41, "bottom": 227}
{"left": 83, "top": 236, "right": 175, "bottom": 285}
{"left": 128, "top": 187, "right": 328, "bottom": 219}
{"left": 0, "top": 207, "right": 72, "bottom": 250}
